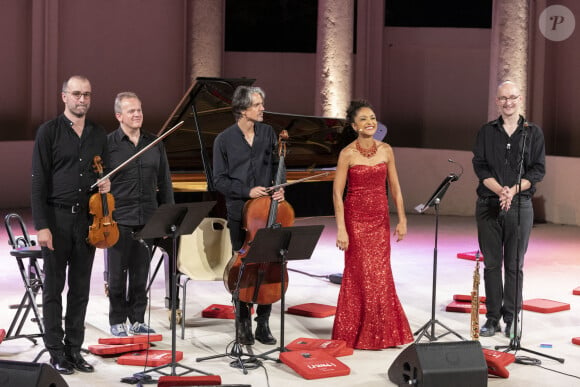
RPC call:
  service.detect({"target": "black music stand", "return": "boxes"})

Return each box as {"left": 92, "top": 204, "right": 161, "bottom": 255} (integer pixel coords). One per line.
{"left": 247, "top": 225, "right": 324, "bottom": 362}
{"left": 129, "top": 201, "right": 216, "bottom": 381}
{"left": 414, "top": 174, "right": 466, "bottom": 342}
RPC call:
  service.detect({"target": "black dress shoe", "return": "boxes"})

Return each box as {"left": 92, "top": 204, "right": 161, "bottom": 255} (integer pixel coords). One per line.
{"left": 480, "top": 319, "right": 501, "bottom": 337}
{"left": 65, "top": 352, "right": 94, "bottom": 373}
{"left": 237, "top": 319, "right": 254, "bottom": 346}
{"left": 255, "top": 321, "right": 277, "bottom": 345}
{"left": 50, "top": 353, "right": 74, "bottom": 375}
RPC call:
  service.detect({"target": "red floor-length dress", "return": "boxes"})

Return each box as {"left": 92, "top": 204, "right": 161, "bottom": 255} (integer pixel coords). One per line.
{"left": 332, "top": 162, "right": 413, "bottom": 349}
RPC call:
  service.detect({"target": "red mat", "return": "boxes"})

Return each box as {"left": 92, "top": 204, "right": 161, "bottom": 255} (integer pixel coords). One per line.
{"left": 201, "top": 304, "right": 253, "bottom": 319}
{"left": 117, "top": 349, "right": 183, "bottom": 366}
{"left": 456, "top": 251, "right": 484, "bottom": 261}
{"left": 0, "top": 328, "right": 5, "bottom": 344}
{"left": 483, "top": 348, "right": 515, "bottom": 378}
{"left": 572, "top": 337, "right": 580, "bottom": 345}
{"left": 287, "top": 303, "right": 336, "bottom": 318}
{"left": 157, "top": 375, "right": 222, "bottom": 386}
{"left": 280, "top": 350, "right": 350, "bottom": 380}
{"left": 88, "top": 342, "right": 149, "bottom": 356}
{"left": 573, "top": 286, "right": 580, "bottom": 295}
{"left": 98, "top": 334, "right": 162, "bottom": 345}
{"left": 445, "top": 300, "right": 487, "bottom": 314}
{"left": 523, "top": 298, "right": 570, "bottom": 313}
{"left": 286, "top": 337, "right": 353, "bottom": 357}
{"left": 453, "top": 294, "right": 486, "bottom": 303}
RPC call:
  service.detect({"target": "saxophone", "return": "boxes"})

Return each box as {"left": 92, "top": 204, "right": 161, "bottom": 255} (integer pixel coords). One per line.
{"left": 470, "top": 251, "right": 481, "bottom": 340}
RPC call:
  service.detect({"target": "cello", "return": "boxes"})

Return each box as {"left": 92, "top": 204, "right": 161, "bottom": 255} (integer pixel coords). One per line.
{"left": 223, "top": 131, "right": 295, "bottom": 305}
{"left": 87, "top": 155, "right": 120, "bottom": 248}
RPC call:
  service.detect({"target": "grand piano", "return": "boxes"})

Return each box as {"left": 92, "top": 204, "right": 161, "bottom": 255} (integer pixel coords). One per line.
{"left": 157, "top": 77, "right": 350, "bottom": 216}
{"left": 154, "top": 77, "right": 349, "bottom": 308}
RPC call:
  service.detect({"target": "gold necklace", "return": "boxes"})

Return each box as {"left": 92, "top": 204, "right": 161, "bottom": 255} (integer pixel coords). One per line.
{"left": 356, "top": 140, "right": 377, "bottom": 158}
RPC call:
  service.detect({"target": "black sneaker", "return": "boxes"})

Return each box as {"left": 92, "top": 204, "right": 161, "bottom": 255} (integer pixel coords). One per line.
{"left": 480, "top": 319, "right": 501, "bottom": 337}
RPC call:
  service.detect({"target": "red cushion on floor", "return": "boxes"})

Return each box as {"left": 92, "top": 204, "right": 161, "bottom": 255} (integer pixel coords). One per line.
{"left": 0, "top": 328, "right": 5, "bottom": 344}
{"left": 286, "top": 337, "right": 352, "bottom": 357}
{"left": 88, "top": 342, "right": 149, "bottom": 356}
{"left": 287, "top": 303, "right": 336, "bottom": 318}
{"left": 482, "top": 348, "right": 515, "bottom": 378}
{"left": 523, "top": 299, "right": 570, "bottom": 313}
{"left": 157, "top": 375, "right": 222, "bottom": 386}
{"left": 445, "top": 300, "right": 487, "bottom": 314}
{"left": 98, "top": 334, "right": 163, "bottom": 345}
{"left": 117, "top": 349, "right": 183, "bottom": 366}
{"left": 453, "top": 294, "right": 486, "bottom": 303}
{"left": 201, "top": 304, "right": 254, "bottom": 319}
{"left": 572, "top": 337, "right": 580, "bottom": 345}
{"left": 280, "top": 350, "right": 350, "bottom": 379}
{"left": 456, "top": 251, "right": 484, "bottom": 261}
{"left": 573, "top": 286, "right": 580, "bottom": 295}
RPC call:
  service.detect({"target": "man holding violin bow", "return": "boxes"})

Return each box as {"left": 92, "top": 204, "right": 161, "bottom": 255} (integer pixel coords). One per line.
{"left": 213, "top": 86, "right": 285, "bottom": 346}
{"left": 105, "top": 92, "right": 174, "bottom": 338}
{"left": 31, "top": 75, "right": 110, "bottom": 374}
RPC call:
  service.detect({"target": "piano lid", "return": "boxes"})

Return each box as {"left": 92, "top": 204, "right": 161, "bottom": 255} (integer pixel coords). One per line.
{"left": 158, "top": 77, "right": 348, "bottom": 190}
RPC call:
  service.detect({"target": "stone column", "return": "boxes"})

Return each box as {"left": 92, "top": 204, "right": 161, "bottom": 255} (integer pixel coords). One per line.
{"left": 315, "top": 0, "right": 354, "bottom": 117}
{"left": 353, "top": 0, "right": 385, "bottom": 110}
{"left": 488, "top": 0, "right": 529, "bottom": 119}
{"left": 190, "top": 0, "right": 224, "bottom": 83}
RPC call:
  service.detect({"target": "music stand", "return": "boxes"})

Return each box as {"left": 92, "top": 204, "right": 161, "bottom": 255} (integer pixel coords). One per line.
{"left": 130, "top": 201, "right": 216, "bottom": 381}
{"left": 414, "top": 174, "right": 466, "bottom": 342}
{"left": 246, "top": 225, "right": 324, "bottom": 362}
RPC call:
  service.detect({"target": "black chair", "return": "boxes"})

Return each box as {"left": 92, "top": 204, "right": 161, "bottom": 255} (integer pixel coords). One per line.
{"left": 4, "top": 213, "right": 44, "bottom": 344}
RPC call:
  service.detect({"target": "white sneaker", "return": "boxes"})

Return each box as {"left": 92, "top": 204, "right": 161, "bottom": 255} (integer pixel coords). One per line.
{"left": 110, "top": 323, "right": 128, "bottom": 337}
{"left": 129, "top": 322, "right": 155, "bottom": 335}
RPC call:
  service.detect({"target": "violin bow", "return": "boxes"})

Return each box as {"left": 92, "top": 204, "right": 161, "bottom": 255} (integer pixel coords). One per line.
{"left": 90, "top": 121, "right": 184, "bottom": 190}
{"left": 265, "top": 171, "right": 330, "bottom": 192}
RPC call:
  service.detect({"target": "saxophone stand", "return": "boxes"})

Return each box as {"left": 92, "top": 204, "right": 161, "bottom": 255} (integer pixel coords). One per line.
{"left": 247, "top": 225, "right": 324, "bottom": 362}
{"left": 494, "top": 129, "right": 564, "bottom": 364}
{"left": 414, "top": 173, "right": 466, "bottom": 342}
{"left": 128, "top": 201, "right": 216, "bottom": 382}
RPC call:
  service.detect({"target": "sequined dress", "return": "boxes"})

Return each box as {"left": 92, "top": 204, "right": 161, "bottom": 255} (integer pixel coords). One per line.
{"left": 332, "top": 162, "right": 413, "bottom": 349}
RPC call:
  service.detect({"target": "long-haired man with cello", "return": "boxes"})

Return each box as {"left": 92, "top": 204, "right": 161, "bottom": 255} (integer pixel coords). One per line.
{"left": 213, "top": 86, "right": 285, "bottom": 346}
{"left": 105, "top": 92, "right": 174, "bottom": 337}
{"left": 31, "top": 75, "right": 110, "bottom": 374}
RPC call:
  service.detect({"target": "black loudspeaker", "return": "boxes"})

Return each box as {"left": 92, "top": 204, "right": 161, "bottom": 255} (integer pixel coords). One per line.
{"left": 388, "top": 341, "right": 488, "bottom": 387}
{"left": 0, "top": 360, "right": 68, "bottom": 387}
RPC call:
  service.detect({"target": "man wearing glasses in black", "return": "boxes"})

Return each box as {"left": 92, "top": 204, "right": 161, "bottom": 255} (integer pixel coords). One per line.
{"left": 31, "top": 75, "right": 109, "bottom": 374}
{"left": 473, "top": 80, "right": 545, "bottom": 338}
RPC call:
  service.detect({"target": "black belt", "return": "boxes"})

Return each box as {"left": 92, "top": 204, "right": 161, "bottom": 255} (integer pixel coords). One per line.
{"left": 47, "top": 202, "right": 81, "bottom": 214}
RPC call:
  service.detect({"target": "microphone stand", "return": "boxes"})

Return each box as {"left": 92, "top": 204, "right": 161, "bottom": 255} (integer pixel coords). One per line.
{"left": 495, "top": 126, "right": 564, "bottom": 363}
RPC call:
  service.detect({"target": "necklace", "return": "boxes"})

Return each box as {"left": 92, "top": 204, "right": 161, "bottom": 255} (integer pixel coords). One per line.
{"left": 356, "top": 140, "right": 377, "bottom": 158}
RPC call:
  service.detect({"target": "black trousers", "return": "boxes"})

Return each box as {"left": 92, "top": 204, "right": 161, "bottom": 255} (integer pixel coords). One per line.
{"left": 105, "top": 225, "right": 151, "bottom": 325}
{"left": 476, "top": 196, "right": 533, "bottom": 324}
{"left": 42, "top": 207, "right": 95, "bottom": 356}
{"left": 228, "top": 219, "right": 272, "bottom": 323}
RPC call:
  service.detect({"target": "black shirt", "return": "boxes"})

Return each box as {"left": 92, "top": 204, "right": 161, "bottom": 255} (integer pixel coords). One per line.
{"left": 31, "top": 114, "right": 108, "bottom": 230}
{"left": 212, "top": 122, "right": 279, "bottom": 222}
{"left": 107, "top": 128, "right": 174, "bottom": 227}
{"left": 472, "top": 115, "right": 546, "bottom": 199}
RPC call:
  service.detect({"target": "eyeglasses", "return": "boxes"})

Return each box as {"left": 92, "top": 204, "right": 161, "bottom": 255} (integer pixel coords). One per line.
{"left": 497, "top": 95, "right": 519, "bottom": 103}
{"left": 66, "top": 91, "right": 92, "bottom": 99}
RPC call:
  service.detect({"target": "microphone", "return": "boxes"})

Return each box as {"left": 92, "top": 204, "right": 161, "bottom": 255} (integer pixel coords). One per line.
{"left": 448, "top": 158, "right": 464, "bottom": 181}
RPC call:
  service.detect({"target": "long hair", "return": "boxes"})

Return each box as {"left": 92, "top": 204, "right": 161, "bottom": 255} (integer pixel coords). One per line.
{"left": 231, "top": 86, "right": 265, "bottom": 120}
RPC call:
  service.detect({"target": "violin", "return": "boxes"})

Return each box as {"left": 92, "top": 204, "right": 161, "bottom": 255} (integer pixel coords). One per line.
{"left": 223, "top": 131, "right": 295, "bottom": 305}
{"left": 87, "top": 156, "right": 120, "bottom": 249}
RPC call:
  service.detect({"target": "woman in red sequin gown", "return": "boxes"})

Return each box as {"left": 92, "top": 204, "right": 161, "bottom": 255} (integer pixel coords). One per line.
{"left": 332, "top": 100, "right": 413, "bottom": 349}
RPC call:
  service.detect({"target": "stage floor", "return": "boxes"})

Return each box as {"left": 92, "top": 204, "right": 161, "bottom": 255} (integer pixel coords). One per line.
{"left": 1, "top": 210, "right": 579, "bottom": 386}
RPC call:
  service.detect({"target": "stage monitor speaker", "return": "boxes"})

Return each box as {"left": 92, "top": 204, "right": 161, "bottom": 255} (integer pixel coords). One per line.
{"left": 388, "top": 341, "right": 487, "bottom": 387}
{"left": 0, "top": 360, "right": 68, "bottom": 387}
